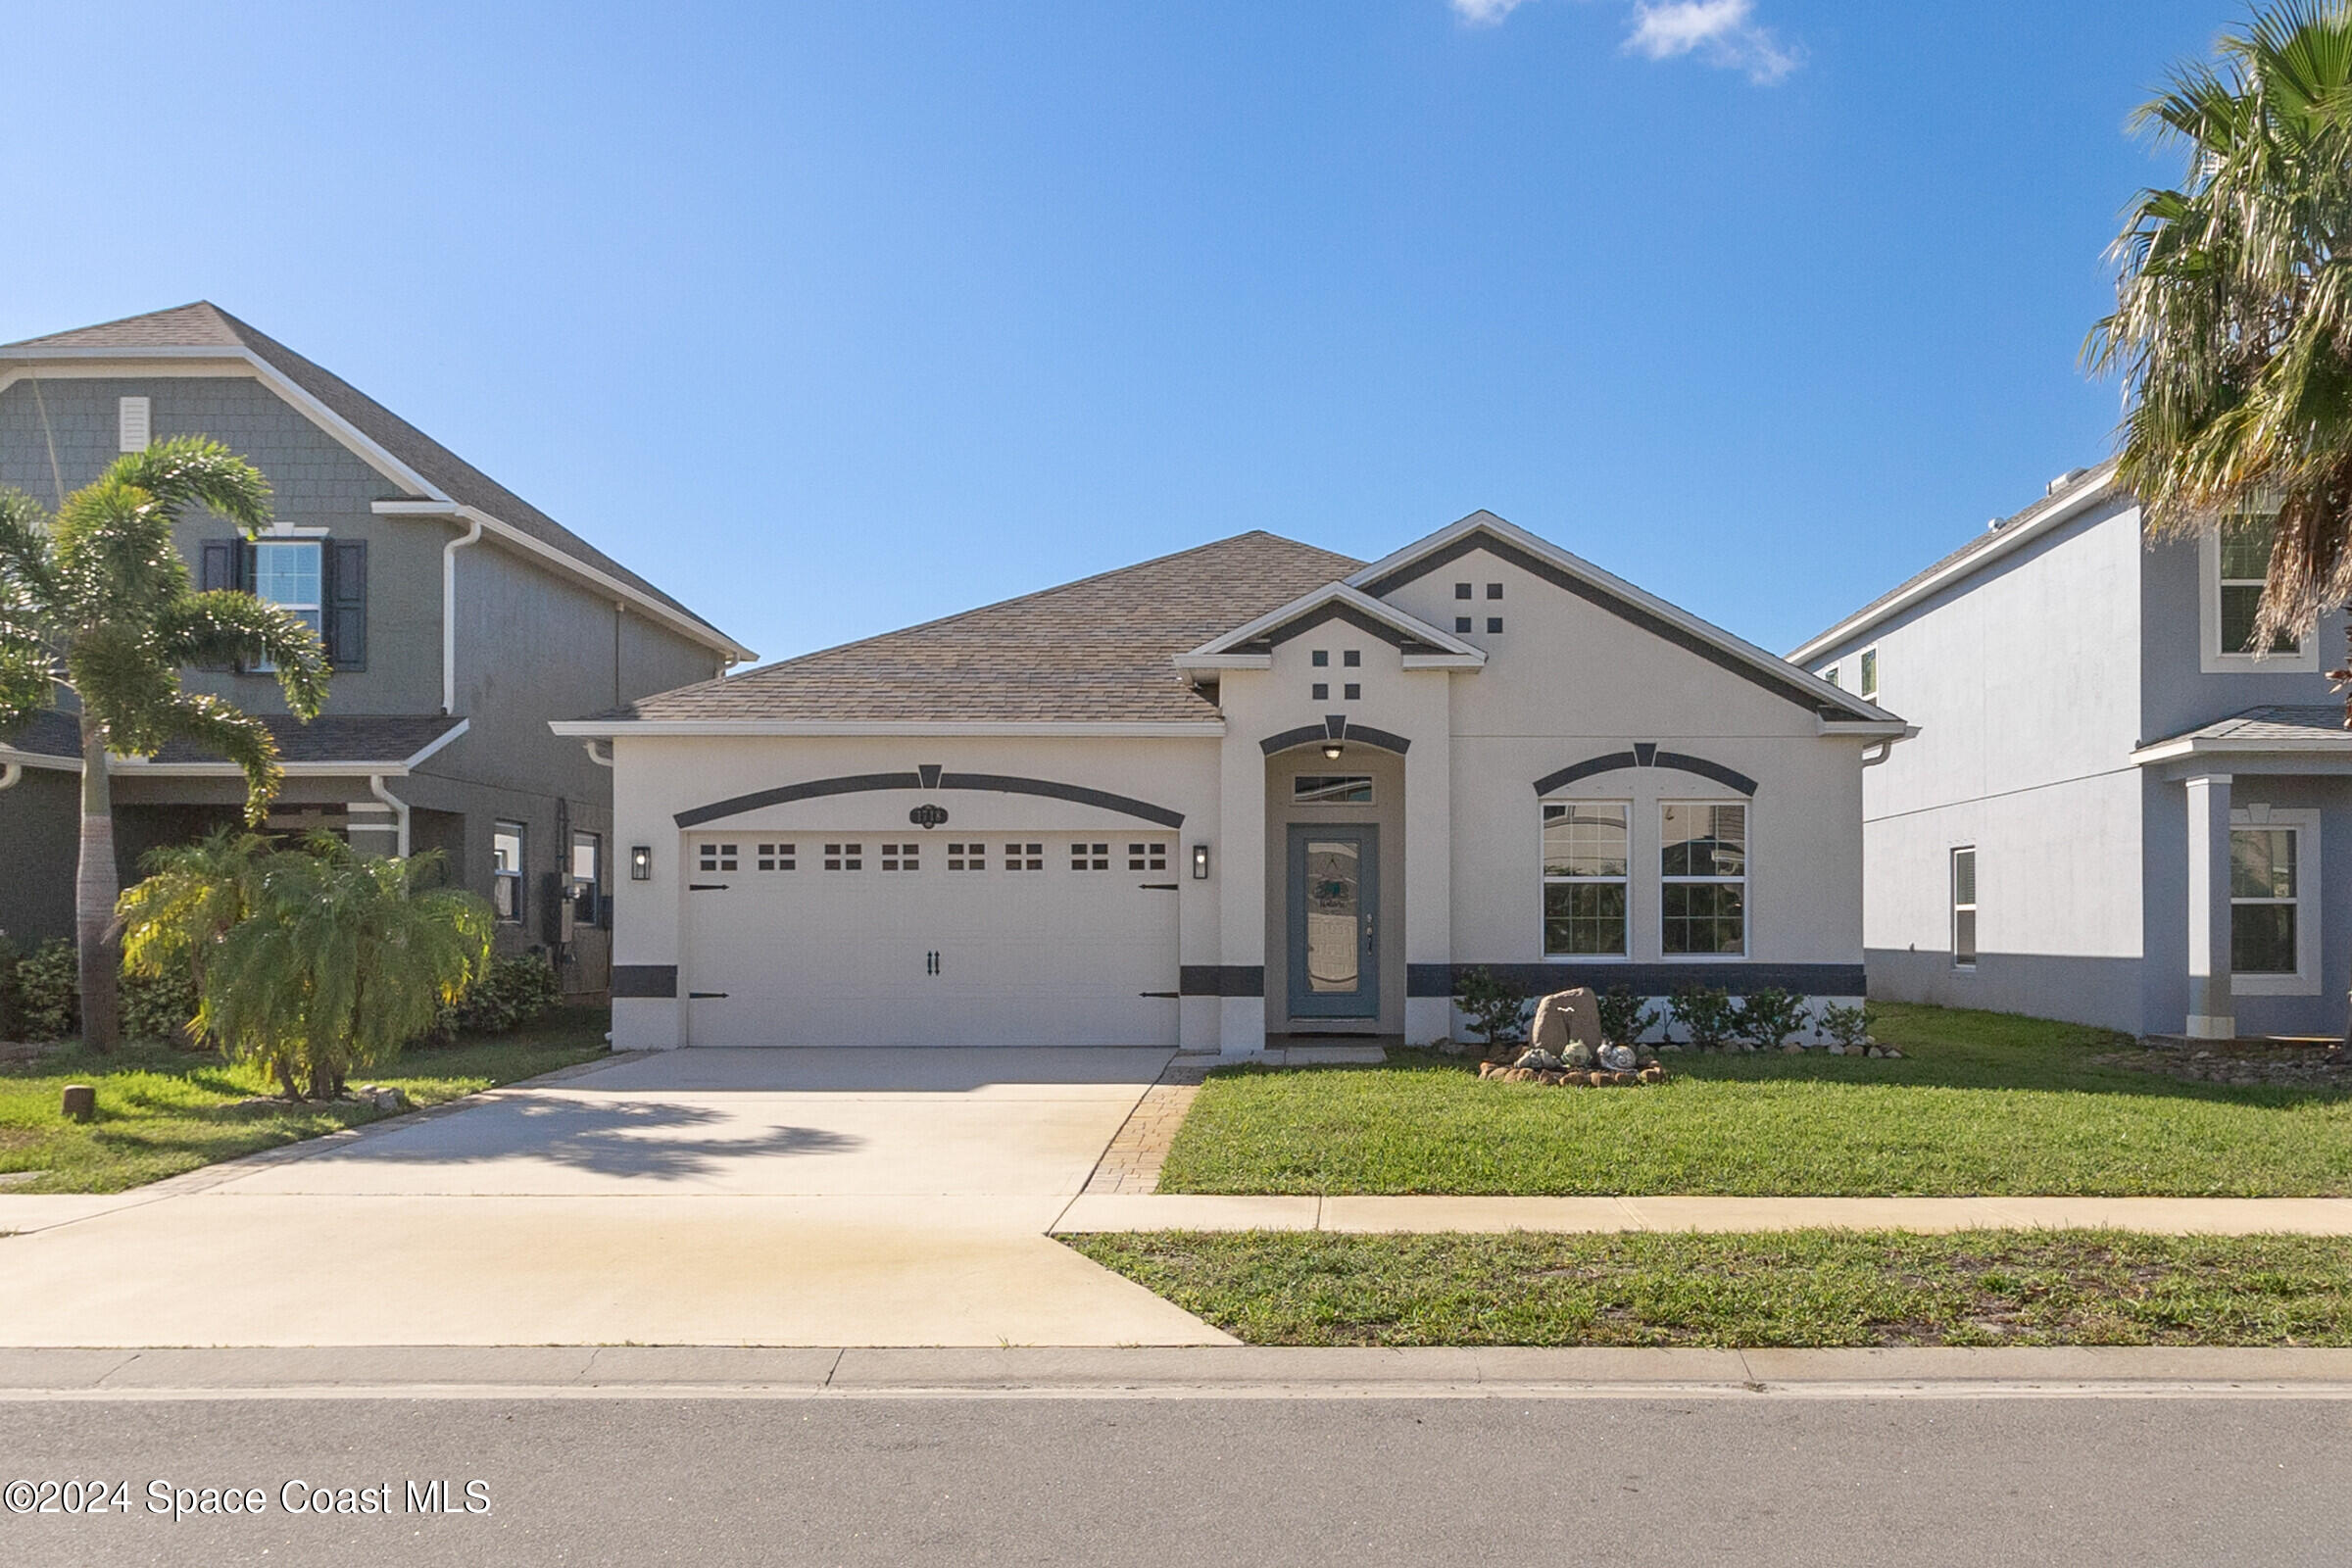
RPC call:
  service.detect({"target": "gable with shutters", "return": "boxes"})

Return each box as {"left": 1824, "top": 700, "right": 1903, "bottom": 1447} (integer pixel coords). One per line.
{"left": 195, "top": 535, "right": 367, "bottom": 672}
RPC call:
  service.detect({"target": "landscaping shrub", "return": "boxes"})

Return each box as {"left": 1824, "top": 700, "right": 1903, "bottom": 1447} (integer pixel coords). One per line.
{"left": 1667, "top": 985, "right": 1739, "bottom": 1049}
{"left": 11, "top": 938, "right": 79, "bottom": 1043}
{"left": 1451, "top": 966, "right": 1528, "bottom": 1053}
{"left": 1817, "top": 1002, "right": 1871, "bottom": 1051}
{"left": 122, "top": 966, "right": 203, "bottom": 1047}
{"left": 1738, "top": 987, "right": 1812, "bottom": 1049}
{"left": 1597, "top": 986, "right": 1660, "bottom": 1047}
{"left": 443, "top": 951, "right": 562, "bottom": 1036}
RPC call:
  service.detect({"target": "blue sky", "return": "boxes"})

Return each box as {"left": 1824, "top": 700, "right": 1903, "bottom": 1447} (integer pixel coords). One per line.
{"left": 3, "top": 0, "right": 2236, "bottom": 662}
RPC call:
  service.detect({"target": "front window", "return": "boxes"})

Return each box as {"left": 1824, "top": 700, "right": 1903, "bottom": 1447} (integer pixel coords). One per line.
{"left": 250, "top": 540, "right": 320, "bottom": 670}
{"left": 1542, "top": 801, "right": 1628, "bottom": 956}
{"left": 1858, "top": 647, "right": 1879, "bottom": 702}
{"left": 2218, "top": 517, "right": 2298, "bottom": 657}
{"left": 1661, "top": 802, "right": 1746, "bottom": 956}
{"left": 1951, "top": 847, "right": 1977, "bottom": 969}
{"left": 493, "top": 821, "right": 526, "bottom": 923}
{"left": 569, "top": 831, "right": 602, "bottom": 926}
{"left": 2230, "top": 826, "right": 2298, "bottom": 975}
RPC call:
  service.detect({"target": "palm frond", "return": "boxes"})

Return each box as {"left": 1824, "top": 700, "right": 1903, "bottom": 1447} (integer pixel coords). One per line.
{"left": 152, "top": 694, "right": 283, "bottom": 823}
{"left": 155, "top": 592, "right": 330, "bottom": 719}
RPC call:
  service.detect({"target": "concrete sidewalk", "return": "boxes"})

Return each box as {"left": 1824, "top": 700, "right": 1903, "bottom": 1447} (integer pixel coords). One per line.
{"left": 2, "top": 1344, "right": 2350, "bottom": 1397}
{"left": 1052, "top": 1193, "right": 2352, "bottom": 1234}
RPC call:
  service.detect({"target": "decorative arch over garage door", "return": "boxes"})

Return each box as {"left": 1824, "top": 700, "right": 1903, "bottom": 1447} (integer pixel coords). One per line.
{"left": 673, "top": 767, "right": 1186, "bottom": 829}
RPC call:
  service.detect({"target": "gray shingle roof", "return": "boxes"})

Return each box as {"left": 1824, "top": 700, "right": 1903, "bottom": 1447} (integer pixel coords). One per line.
{"left": 2148, "top": 705, "right": 2352, "bottom": 749}
{"left": 610, "top": 531, "right": 1365, "bottom": 724}
{"left": 1, "top": 303, "right": 736, "bottom": 650}
{"left": 0, "top": 710, "right": 464, "bottom": 767}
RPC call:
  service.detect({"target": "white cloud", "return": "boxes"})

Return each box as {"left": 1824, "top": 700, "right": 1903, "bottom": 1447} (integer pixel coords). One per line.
{"left": 1449, "top": 0, "right": 1535, "bottom": 24}
{"left": 1624, "top": 0, "right": 1798, "bottom": 83}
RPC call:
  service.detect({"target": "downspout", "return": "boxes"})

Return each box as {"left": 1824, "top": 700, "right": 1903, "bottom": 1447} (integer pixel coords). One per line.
{"left": 368, "top": 774, "right": 412, "bottom": 858}
{"left": 0, "top": 760, "right": 20, "bottom": 792}
{"left": 441, "top": 514, "right": 484, "bottom": 715}
{"left": 582, "top": 741, "right": 613, "bottom": 768}
{"left": 1861, "top": 740, "right": 1894, "bottom": 768}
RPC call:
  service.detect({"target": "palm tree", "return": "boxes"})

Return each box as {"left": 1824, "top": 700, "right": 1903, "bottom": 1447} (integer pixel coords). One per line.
{"left": 187, "top": 837, "right": 494, "bottom": 1100}
{"left": 2088, "top": 1, "right": 2352, "bottom": 646}
{"left": 116, "top": 828, "right": 275, "bottom": 1045}
{"left": 0, "top": 438, "right": 329, "bottom": 1051}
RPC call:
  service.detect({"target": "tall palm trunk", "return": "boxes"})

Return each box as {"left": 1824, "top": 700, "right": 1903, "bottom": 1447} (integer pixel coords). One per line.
{"left": 75, "top": 714, "right": 120, "bottom": 1052}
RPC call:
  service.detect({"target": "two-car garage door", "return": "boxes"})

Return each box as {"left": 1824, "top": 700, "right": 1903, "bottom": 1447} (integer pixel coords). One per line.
{"left": 682, "top": 833, "right": 1183, "bottom": 1048}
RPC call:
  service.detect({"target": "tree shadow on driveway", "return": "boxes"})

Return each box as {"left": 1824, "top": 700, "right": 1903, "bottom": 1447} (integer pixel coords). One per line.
{"left": 315, "top": 1095, "right": 867, "bottom": 1182}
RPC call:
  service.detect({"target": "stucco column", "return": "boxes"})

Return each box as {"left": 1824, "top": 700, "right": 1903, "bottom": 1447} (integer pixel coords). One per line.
{"left": 1216, "top": 727, "right": 1268, "bottom": 1054}
{"left": 1402, "top": 718, "right": 1452, "bottom": 1046}
{"left": 2184, "top": 771, "right": 2234, "bottom": 1040}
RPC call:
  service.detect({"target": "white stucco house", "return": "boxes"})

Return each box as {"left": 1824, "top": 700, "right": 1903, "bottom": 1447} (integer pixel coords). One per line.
{"left": 1792, "top": 462, "right": 2352, "bottom": 1041}
{"left": 557, "top": 512, "right": 1906, "bottom": 1054}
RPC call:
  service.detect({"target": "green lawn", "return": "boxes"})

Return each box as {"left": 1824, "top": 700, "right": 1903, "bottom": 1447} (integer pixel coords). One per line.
{"left": 1067, "top": 1229, "right": 2352, "bottom": 1347}
{"left": 1159, "top": 1004, "right": 2352, "bottom": 1197}
{"left": 0, "top": 1005, "right": 612, "bottom": 1194}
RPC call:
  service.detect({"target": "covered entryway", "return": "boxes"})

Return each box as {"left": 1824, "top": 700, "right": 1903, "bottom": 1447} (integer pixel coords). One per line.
{"left": 682, "top": 832, "right": 1183, "bottom": 1047}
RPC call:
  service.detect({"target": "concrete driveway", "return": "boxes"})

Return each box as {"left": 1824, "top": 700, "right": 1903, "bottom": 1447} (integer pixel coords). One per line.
{"left": 0, "top": 1049, "right": 1232, "bottom": 1348}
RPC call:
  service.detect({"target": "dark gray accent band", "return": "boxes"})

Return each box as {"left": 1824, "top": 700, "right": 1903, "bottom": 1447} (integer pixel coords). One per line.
{"left": 1407, "top": 962, "right": 1866, "bottom": 998}
{"left": 1260, "top": 720, "right": 1410, "bottom": 757}
{"left": 1532, "top": 748, "right": 1756, "bottom": 797}
{"left": 676, "top": 772, "right": 923, "bottom": 828}
{"left": 1235, "top": 601, "right": 1446, "bottom": 656}
{"left": 676, "top": 771, "right": 1183, "bottom": 830}
{"left": 935, "top": 772, "right": 1184, "bottom": 828}
{"left": 1360, "top": 529, "right": 1872, "bottom": 721}
{"left": 1182, "top": 964, "right": 1265, "bottom": 997}
{"left": 612, "top": 964, "right": 678, "bottom": 999}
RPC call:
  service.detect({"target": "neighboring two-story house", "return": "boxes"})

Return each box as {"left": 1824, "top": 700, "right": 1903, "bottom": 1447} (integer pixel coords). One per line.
{"left": 0, "top": 303, "right": 749, "bottom": 994}
{"left": 564, "top": 511, "right": 1905, "bottom": 1054}
{"left": 1793, "top": 462, "right": 2352, "bottom": 1041}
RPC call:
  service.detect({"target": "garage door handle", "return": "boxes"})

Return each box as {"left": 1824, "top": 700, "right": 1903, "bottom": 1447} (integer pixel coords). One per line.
{"left": 1139, "top": 991, "right": 1179, "bottom": 999}
{"left": 689, "top": 991, "right": 728, "bottom": 999}
{"left": 1138, "top": 882, "right": 1178, "bottom": 891}
{"left": 688, "top": 883, "right": 729, "bottom": 891}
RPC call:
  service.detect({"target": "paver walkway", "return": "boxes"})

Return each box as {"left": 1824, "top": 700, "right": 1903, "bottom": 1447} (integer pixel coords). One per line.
{"left": 1053, "top": 1193, "right": 2352, "bottom": 1235}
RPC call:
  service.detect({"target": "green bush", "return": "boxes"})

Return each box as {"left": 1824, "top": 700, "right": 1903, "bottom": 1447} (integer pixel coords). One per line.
{"left": 1817, "top": 1002, "right": 1871, "bottom": 1051}
{"left": 442, "top": 951, "right": 562, "bottom": 1036}
{"left": 122, "top": 966, "right": 203, "bottom": 1047}
{"left": 11, "top": 938, "right": 79, "bottom": 1043}
{"left": 1450, "top": 965, "right": 1528, "bottom": 1053}
{"left": 1667, "top": 985, "right": 1739, "bottom": 1050}
{"left": 1738, "top": 987, "right": 1812, "bottom": 1048}
{"left": 1597, "top": 987, "right": 1660, "bottom": 1047}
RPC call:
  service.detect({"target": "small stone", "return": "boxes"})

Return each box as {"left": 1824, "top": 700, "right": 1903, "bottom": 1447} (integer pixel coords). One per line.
{"left": 1587, "top": 1071, "right": 1610, "bottom": 1087}
{"left": 1782, "top": 1043, "right": 1804, "bottom": 1054}
{"left": 60, "top": 1084, "right": 96, "bottom": 1123}
{"left": 1639, "top": 1065, "right": 1666, "bottom": 1084}
{"left": 1609, "top": 1070, "right": 1638, "bottom": 1086}
{"left": 1826, "top": 1044, "right": 1844, "bottom": 1055}
{"left": 1866, "top": 1047, "right": 1884, "bottom": 1058}
{"left": 1882, "top": 1049, "right": 1903, "bottom": 1059}
{"left": 1537, "top": 1070, "right": 1564, "bottom": 1085}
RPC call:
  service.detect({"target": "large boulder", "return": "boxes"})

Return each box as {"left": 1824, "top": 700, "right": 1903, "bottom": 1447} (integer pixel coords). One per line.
{"left": 1529, "top": 987, "right": 1605, "bottom": 1068}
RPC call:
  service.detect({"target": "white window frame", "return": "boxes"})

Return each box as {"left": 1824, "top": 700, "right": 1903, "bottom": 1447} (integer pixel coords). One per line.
{"left": 1819, "top": 662, "right": 1840, "bottom": 689}
{"left": 2230, "top": 807, "right": 2321, "bottom": 996}
{"left": 1658, "top": 799, "right": 1749, "bottom": 960}
{"left": 1857, "top": 646, "right": 1879, "bottom": 702}
{"left": 2200, "top": 529, "right": 2317, "bottom": 672}
{"left": 1540, "top": 798, "right": 1632, "bottom": 961}
{"left": 250, "top": 538, "right": 323, "bottom": 673}
{"left": 1950, "top": 845, "right": 1977, "bottom": 971}
{"left": 493, "top": 821, "right": 527, "bottom": 924}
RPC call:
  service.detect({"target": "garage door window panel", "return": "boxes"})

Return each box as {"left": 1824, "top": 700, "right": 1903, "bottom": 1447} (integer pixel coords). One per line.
{"left": 947, "top": 843, "right": 986, "bottom": 870}
{"left": 756, "top": 843, "right": 796, "bottom": 871}
{"left": 824, "top": 843, "right": 863, "bottom": 871}
{"left": 1071, "top": 842, "right": 1109, "bottom": 871}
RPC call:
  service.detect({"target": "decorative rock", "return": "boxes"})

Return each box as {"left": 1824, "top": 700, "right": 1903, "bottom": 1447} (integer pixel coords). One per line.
{"left": 1598, "top": 1043, "right": 1637, "bottom": 1072}
{"left": 1639, "top": 1065, "right": 1666, "bottom": 1084}
{"left": 1883, "top": 1050, "right": 1903, "bottom": 1059}
{"left": 1608, "top": 1070, "right": 1638, "bottom": 1086}
{"left": 1825, "top": 1044, "right": 1845, "bottom": 1055}
{"left": 60, "top": 1084, "right": 96, "bottom": 1123}
{"left": 1529, "top": 987, "right": 1606, "bottom": 1068}
{"left": 1782, "top": 1043, "right": 1804, "bottom": 1054}
{"left": 1507, "top": 1067, "right": 1537, "bottom": 1083}
{"left": 1587, "top": 1071, "right": 1609, "bottom": 1087}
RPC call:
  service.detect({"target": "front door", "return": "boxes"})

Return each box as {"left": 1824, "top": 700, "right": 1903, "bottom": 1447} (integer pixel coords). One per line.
{"left": 1287, "top": 825, "right": 1378, "bottom": 1019}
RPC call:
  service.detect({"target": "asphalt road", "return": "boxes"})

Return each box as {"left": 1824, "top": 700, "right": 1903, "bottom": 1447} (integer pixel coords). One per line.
{"left": 3, "top": 1393, "right": 2345, "bottom": 1567}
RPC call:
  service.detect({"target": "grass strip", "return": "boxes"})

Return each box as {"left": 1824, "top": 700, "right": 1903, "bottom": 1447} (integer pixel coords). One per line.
{"left": 1065, "top": 1229, "right": 2352, "bottom": 1347}
{"left": 1159, "top": 1004, "right": 2352, "bottom": 1197}
{"left": 0, "top": 1004, "right": 612, "bottom": 1194}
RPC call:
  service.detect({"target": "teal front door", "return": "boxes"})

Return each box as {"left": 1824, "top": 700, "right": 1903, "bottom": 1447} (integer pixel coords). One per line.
{"left": 1287, "top": 825, "right": 1379, "bottom": 1019}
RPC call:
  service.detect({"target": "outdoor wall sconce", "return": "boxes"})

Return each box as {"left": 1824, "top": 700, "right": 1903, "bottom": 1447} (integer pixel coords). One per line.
{"left": 1192, "top": 843, "right": 1211, "bottom": 880}
{"left": 1321, "top": 741, "right": 1344, "bottom": 760}
{"left": 630, "top": 845, "right": 653, "bottom": 881}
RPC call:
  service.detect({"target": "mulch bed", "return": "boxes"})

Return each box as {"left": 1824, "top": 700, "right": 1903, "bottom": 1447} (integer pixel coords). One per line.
{"left": 2095, "top": 1041, "right": 2352, "bottom": 1091}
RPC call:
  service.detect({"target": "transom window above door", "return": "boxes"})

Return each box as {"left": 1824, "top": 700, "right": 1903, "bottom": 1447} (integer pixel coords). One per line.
{"left": 1294, "top": 774, "right": 1373, "bottom": 805}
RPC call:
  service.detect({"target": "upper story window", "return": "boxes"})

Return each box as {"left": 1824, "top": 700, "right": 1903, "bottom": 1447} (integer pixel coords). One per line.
{"left": 1821, "top": 664, "right": 1840, "bottom": 689}
{"left": 2202, "top": 515, "right": 2316, "bottom": 671}
{"left": 493, "top": 821, "right": 527, "bottom": 923}
{"left": 253, "top": 540, "right": 323, "bottom": 641}
{"left": 1858, "top": 647, "right": 1879, "bottom": 702}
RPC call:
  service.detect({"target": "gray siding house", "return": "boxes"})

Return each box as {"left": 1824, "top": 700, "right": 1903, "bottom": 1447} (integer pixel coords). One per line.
{"left": 1793, "top": 462, "right": 2352, "bottom": 1041}
{"left": 0, "top": 303, "right": 749, "bottom": 994}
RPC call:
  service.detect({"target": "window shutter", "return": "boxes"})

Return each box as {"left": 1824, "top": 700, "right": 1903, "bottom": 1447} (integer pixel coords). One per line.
{"left": 325, "top": 539, "right": 368, "bottom": 669}
{"left": 196, "top": 540, "right": 239, "bottom": 670}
